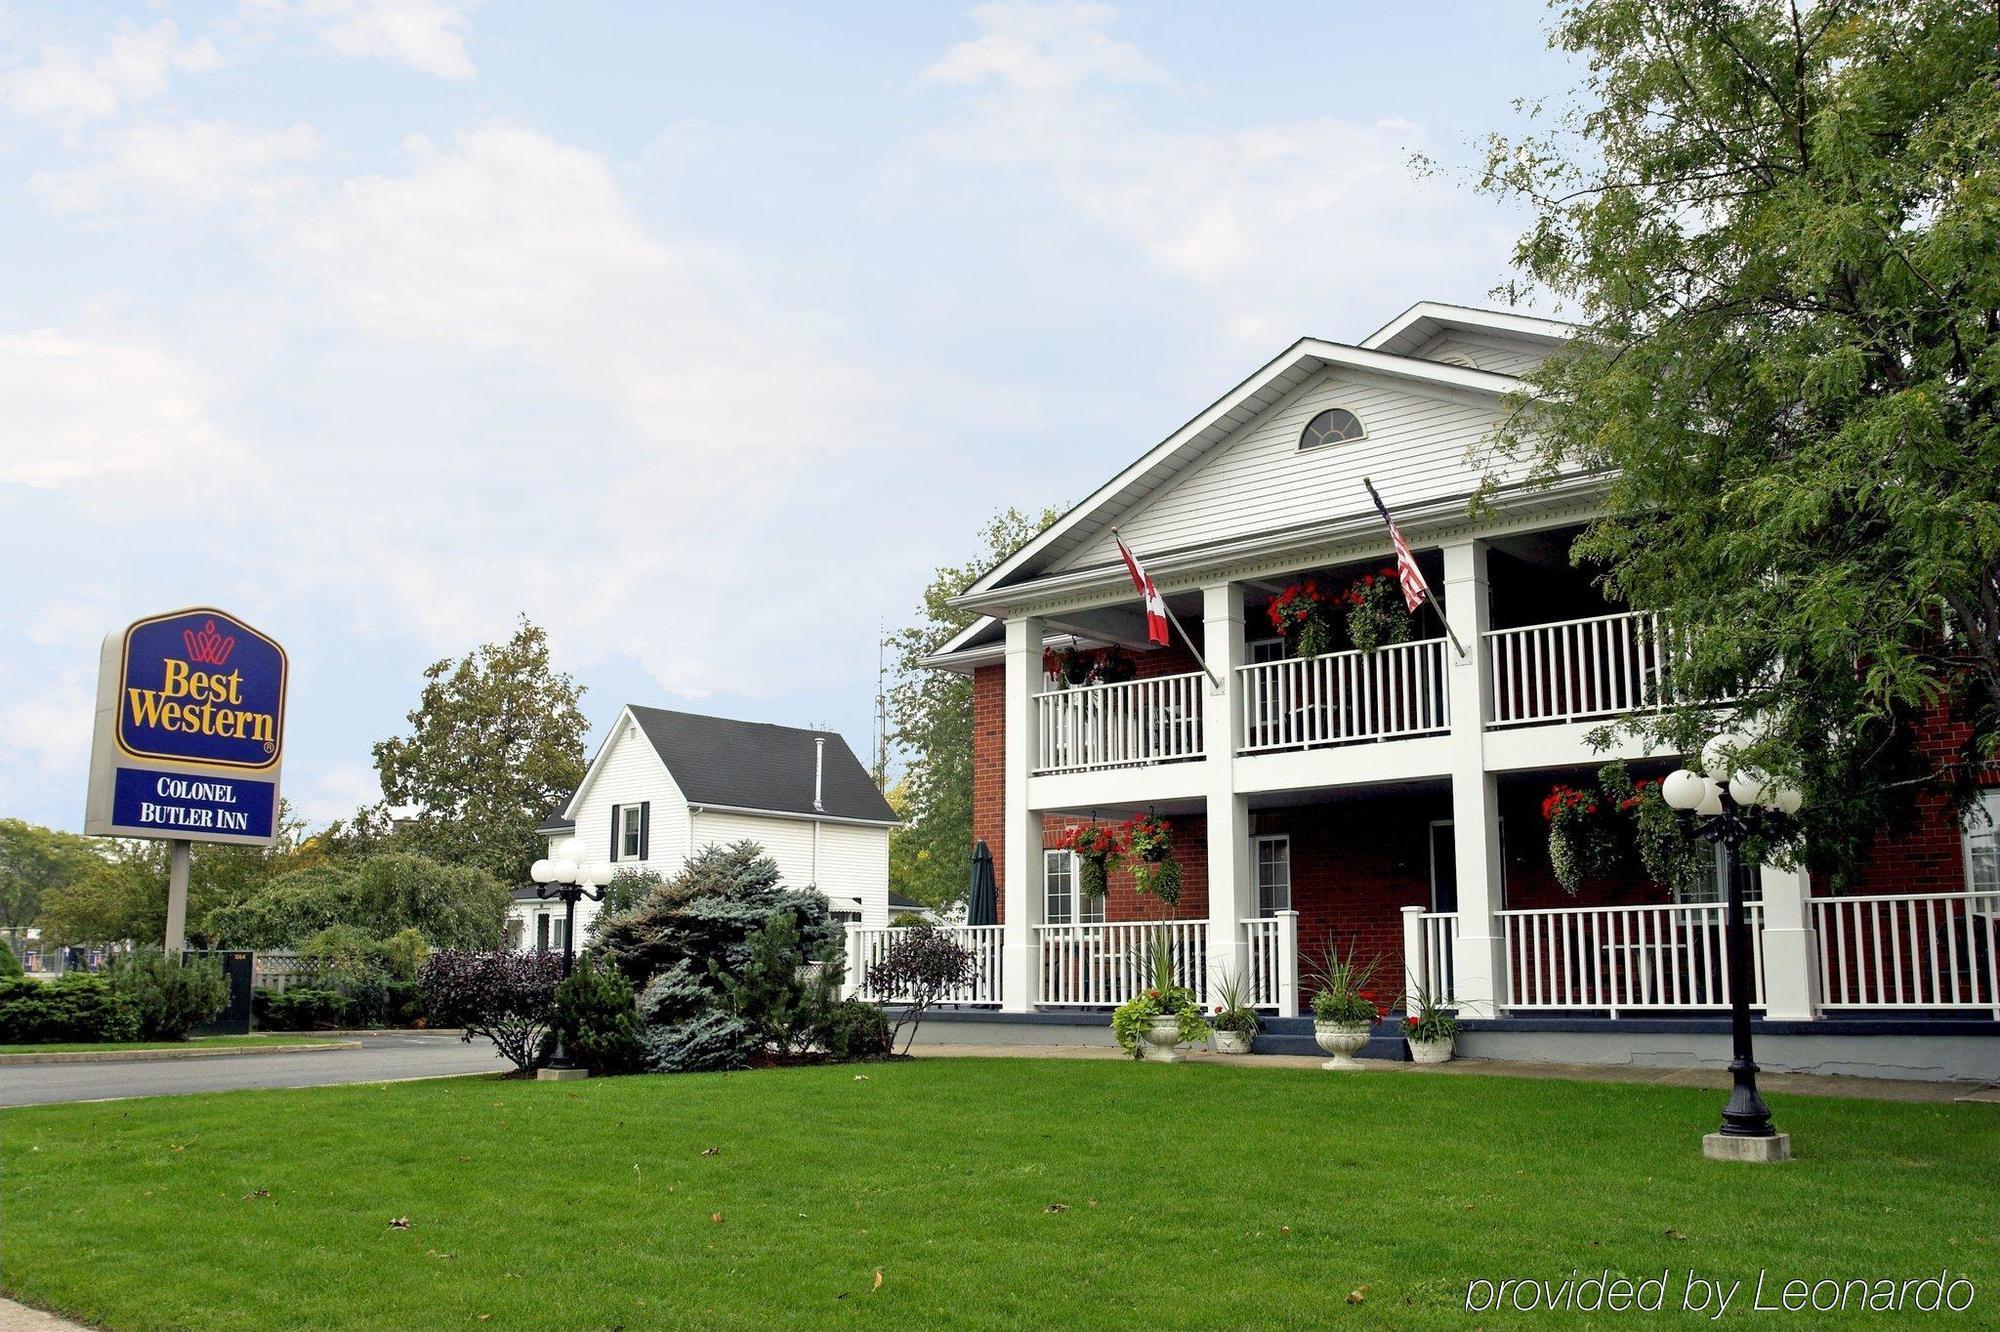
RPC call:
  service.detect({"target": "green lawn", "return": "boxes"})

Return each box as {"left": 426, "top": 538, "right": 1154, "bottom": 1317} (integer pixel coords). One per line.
{"left": 0, "top": 1034, "right": 346, "bottom": 1055}
{"left": 2, "top": 1059, "right": 1993, "bottom": 1330}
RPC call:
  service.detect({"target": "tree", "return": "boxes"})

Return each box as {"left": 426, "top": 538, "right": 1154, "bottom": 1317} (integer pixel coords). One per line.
{"left": 0, "top": 820, "right": 107, "bottom": 944}
{"left": 886, "top": 507, "right": 1059, "bottom": 908}
{"left": 36, "top": 844, "right": 166, "bottom": 948}
{"left": 1474, "top": 0, "right": 1998, "bottom": 878}
{"left": 200, "top": 853, "right": 510, "bottom": 950}
{"left": 373, "top": 617, "right": 589, "bottom": 884}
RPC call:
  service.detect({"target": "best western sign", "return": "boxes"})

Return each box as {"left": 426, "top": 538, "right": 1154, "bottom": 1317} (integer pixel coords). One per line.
{"left": 86, "top": 607, "right": 288, "bottom": 846}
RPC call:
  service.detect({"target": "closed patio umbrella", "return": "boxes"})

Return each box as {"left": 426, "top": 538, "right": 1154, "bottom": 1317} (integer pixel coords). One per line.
{"left": 967, "top": 841, "right": 998, "bottom": 926}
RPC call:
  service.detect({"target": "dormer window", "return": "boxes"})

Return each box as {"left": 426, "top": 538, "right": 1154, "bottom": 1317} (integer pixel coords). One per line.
{"left": 1299, "top": 407, "right": 1364, "bottom": 450}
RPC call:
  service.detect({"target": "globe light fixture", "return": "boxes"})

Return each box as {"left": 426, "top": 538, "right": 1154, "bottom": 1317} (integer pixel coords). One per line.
{"left": 1661, "top": 744, "right": 1806, "bottom": 1163}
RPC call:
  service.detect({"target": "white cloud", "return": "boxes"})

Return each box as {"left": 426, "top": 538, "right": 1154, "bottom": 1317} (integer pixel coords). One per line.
{"left": 31, "top": 119, "right": 323, "bottom": 213}
{"left": 289, "top": 760, "right": 382, "bottom": 824}
{"left": 0, "top": 330, "right": 238, "bottom": 490}
{"left": 285, "top": 0, "right": 479, "bottom": 81}
{"left": 0, "top": 20, "right": 221, "bottom": 123}
{"left": 918, "top": 1, "right": 1509, "bottom": 337}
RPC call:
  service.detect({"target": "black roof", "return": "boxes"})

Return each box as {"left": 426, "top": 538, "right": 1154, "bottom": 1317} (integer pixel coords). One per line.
{"left": 536, "top": 813, "right": 576, "bottom": 835}
{"left": 626, "top": 707, "right": 896, "bottom": 824}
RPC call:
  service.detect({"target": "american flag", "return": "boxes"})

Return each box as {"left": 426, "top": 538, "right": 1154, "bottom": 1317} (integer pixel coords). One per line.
{"left": 1112, "top": 531, "right": 1171, "bottom": 646}
{"left": 1364, "top": 479, "right": 1431, "bottom": 614}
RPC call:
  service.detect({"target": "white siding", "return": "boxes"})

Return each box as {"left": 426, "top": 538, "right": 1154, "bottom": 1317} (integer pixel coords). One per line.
{"left": 816, "top": 822, "right": 892, "bottom": 928}
{"left": 1059, "top": 368, "right": 1521, "bottom": 570}
{"left": 1411, "top": 330, "right": 1550, "bottom": 377}
{"left": 569, "top": 718, "right": 692, "bottom": 878}
{"left": 691, "top": 810, "right": 817, "bottom": 886}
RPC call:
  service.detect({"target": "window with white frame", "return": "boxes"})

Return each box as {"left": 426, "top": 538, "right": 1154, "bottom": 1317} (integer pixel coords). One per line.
{"left": 1964, "top": 789, "right": 2000, "bottom": 910}
{"left": 1043, "top": 850, "right": 1104, "bottom": 925}
{"left": 616, "top": 803, "right": 644, "bottom": 861}
{"left": 1254, "top": 835, "right": 1291, "bottom": 916}
{"left": 1248, "top": 637, "right": 1285, "bottom": 664}
{"left": 1672, "top": 843, "right": 1762, "bottom": 905}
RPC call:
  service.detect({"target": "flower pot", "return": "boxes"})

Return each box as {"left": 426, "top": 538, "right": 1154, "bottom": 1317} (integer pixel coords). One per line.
{"left": 1313, "top": 1019, "right": 1373, "bottom": 1070}
{"left": 1140, "top": 1014, "right": 1186, "bottom": 1063}
{"left": 1407, "top": 1035, "right": 1455, "bottom": 1065}
{"left": 1211, "top": 1029, "right": 1253, "bottom": 1055}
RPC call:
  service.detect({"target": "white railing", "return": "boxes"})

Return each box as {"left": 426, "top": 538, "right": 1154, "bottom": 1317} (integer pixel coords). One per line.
{"left": 1498, "top": 902, "right": 1765, "bottom": 1014}
{"left": 1237, "top": 638, "right": 1448, "bottom": 753}
{"left": 1032, "top": 672, "right": 1205, "bottom": 775}
{"left": 1809, "top": 892, "right": 2000, "bottom": 1014}
{"left": 253, "top": 950, "right": 313, "bottom": 995}
{"left": 1485, "top": 610, "right": 1683, "bottom": 728}
{"left": 845, "top": 925, "right": 1005, "bottom": 1007}
{"left": 1239, "top": 912, "right": 1298, "bottom": 1014}
{"left": 1401, "top": 908, "right": 1461, "bottom": 1012}
{"left": 1034, "top": 920, "right": 1206, "bottom": 1007}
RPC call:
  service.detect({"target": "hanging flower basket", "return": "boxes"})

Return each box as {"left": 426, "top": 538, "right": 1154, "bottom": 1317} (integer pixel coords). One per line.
{"left": 1042, "top": 645, "right": 1099, "bottom": 689}
{"left": 1121, "top": 813, "right": 1183, "bottom": 908}
{"left": 1342, "top": 567, "right": 1415, "bottom": 654}
{"left": 1061, "top": 823, "right": 1124, "bottom": 898}
{"left": 1540, "top": 784, "right": 1620, "bottom": 894}
{"left": 1095, "top": 648, "right": 1138, "bottom": 685}
{"left": 1268, "top": 579, "right": 1336, "bottom": 659}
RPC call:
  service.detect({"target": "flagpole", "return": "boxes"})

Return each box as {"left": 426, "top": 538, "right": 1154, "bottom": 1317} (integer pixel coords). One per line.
{"left": 1112, "top": 526, "right": 1222, "bottom": 689}
{"left": 1362, "top": 477, "right": 1468, "bottom": 660}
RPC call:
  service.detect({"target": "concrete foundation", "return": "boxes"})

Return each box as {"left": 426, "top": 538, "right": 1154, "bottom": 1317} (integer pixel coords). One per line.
{"left": 1455, "top": 1026, "right": 1997, "bottom": 1084}
{"left": 1702, "top": 1132, "right": 1793, "bottom": 1163}
{"left": 536, "top": 1066, "right": 590, "bottom": 1081}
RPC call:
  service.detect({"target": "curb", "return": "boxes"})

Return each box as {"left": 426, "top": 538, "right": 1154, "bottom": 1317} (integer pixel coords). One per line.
{"left": 0, "top": 1041, "right": 362, "bottom": 1066}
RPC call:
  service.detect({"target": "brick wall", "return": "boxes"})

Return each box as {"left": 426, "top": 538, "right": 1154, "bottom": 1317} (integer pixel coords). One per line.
{"left": 971, "top": 664, "right": 1005, "bottom": 910}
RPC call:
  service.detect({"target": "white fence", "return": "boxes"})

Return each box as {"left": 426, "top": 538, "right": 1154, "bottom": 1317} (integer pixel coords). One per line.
{"left": 1810, "top": 892, "right": 2000, "bottom": 1015}
{"left": 1034, "top": 920, "right": 1206, "bottom": 1007}
{"left": 1239, "top": 912, "right": 1298, "bottom": 1013}
{"left": 1401, "top": 907, "right": 1461, "bottom": 1011}
{"left": 1238, "top": 638, "right": 1449, "bottom": 753}
{"left": 1033, "top": 672, "right": 1205, "bottom": 775}
{"left": 1485, "top": 610, "right": 1683, "bottom": 728}
{"left": 845, "top": 925, "right": 1005, "bottom": 1006}
{"left": 253, "top": 951, "right": 314, "bottom": 994}
{"left": 1498, "top": 902, "right": 1765, "bottom": 1014}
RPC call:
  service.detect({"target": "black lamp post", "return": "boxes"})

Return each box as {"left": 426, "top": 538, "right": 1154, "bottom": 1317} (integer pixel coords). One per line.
{"left": 1660, "top": 740, "right": 1803, "bottom": 1162}
{"left": 529, "top": 846, "right": 610, "bottom": 1075}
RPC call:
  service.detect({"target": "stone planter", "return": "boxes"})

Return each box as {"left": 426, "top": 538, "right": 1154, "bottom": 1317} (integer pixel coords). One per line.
{"left": 1407, "top": 1035, "right": 1455, "bottom": 1065}
{"left": 1211, "top": 1028, "right": 1254, "bottom": 1055}
{"left": 1313, "top": 1019, "right": 1373, "bottom": 1070}
{"left": 1140, "top": 1014, "right": 1187, "bottom": 1063}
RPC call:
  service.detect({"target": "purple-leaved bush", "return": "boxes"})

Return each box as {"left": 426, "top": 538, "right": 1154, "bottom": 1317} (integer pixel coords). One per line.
{"left": 419, "top": 949, "right": 565, "bottom": 1072}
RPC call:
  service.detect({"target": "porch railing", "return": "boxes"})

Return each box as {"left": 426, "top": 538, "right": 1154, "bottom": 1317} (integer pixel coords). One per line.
{"left": 1809, "top": 891, "right": 2000, "bottom": 1015}
{"left": 1032, "top": 672, "right": 1205, "bottom": 775}
{"left": 1485, "top": 610, "right": 1683, "bottom": 728}
{"left": 1034, "top": 920, "right": 1206, "bottom": 1007}
{"left": 845, "top": 924, "right": 1005, "bottom": 1006}
{"left": 1498, "top": 901, "right": 1765, "bottom": 1014}
{"left": 1237, "top": 638, "right": 1449, "bottom": 754}
{"left": 1239, "top": 911, "right": 1298, "bottom": 1014}
{"left": 1401, "top": 907, "right": 1461, "bottom": 1011}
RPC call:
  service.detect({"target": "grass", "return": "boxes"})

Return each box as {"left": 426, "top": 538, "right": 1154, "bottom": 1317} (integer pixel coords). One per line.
{"left": 1, "top": 1058, "right": 1993, "bottom": 1330}
{"left": 0, "top": 1034, "right": 346, "bottom": 1055}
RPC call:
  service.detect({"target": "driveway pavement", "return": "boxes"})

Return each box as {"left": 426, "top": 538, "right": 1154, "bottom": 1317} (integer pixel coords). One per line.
{"left": 0, "top": 1031, "right": 503, "bottom": 1107}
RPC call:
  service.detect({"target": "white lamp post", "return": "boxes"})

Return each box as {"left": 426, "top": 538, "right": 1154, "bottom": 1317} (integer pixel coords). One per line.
{"left": 1661, "top": 745, "right": 1804, "bottom": 1162}
{"left": 530, "top": 841, "right": 614, "bottom": 1077}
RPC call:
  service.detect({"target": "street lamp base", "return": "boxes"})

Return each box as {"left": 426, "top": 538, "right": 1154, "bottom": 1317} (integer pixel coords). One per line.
{"left": 536, "top": 1066, "right": 590, "bottom": 1082}
{"left": 1702, "top": 1131, "right": 1792, "bottom": 1163}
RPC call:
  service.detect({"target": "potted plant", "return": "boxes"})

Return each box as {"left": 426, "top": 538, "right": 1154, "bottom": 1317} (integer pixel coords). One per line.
{"left": 1267, "top": 579, "right": 1336, "bottom": 658}
{"left": 1112, "top": 932, "right": 1211, "bottom": 1062}
{"left": 1342, "top": 567, "right": 1416, "bottom": 654}
{"left": 1061, "top": 823, "right": 1124, "bottom": 900}
{"left": 1094, "top": 647, "right": 1138, "bottom": 684}
{"left": 1402, "top": 981, "right": 1460, "bottom": 1064}
{"left": 1307, "top": 941, "right": 1383, "bottom": 1070}
{"left": 1042, "top": 645, "right": 1099, "bottom": 689}
{"left": 1122, "top": 812, "right": 1183, "bottom": 907}
{"left": 1209, "top": 969, "right": 1259, "bottom": 1055}
{"left": 1541, "top": 782, "right": 1620, "bottom": 895}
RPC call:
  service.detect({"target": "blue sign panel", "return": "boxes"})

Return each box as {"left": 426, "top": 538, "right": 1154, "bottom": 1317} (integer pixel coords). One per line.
{"left": 112, "top": 767, "right": 276, "bottom": 840}
{"left": 116, "top": 609, "right": 287, "bottom": 771}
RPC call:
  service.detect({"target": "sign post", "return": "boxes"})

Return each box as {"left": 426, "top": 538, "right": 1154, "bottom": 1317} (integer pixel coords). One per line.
{"left": 84, "top": 607, "right": 289, "bottom": 952}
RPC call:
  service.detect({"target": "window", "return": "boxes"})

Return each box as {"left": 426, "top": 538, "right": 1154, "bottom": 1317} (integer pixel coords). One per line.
{"left": 551, "top": 917, "right": 567, "bottom": 951}
{"left": 535, "top": 914, "right": 551, "bottom": 953}
{"left": 1299, "top": 407, "right": 1364, "bottom": 450}
{"left": 1043, "top": 850, "right": 1104, "bottom": 926}
{"left": 1248, "top": 637, "right": 1285, "bottom": 664}
{"left": 1672, "top": 844, "right": 1763, "bottom": 905}
{"left": 1255, "top": 835, "right": 1291, "bottom": 916}
{"left": 616, "top": 803, "right": 644, "bottom": 861}
{"left": 1962, "top": 790, "right": 2000, "bottom": 909}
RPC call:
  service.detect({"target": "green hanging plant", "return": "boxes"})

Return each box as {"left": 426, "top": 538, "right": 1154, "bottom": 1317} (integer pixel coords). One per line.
{"left": 1122, "top": 813, "right": 1183, "bottom": 908}
{"left": 1342, "top": 567, "right": 1415, "bottom": 655}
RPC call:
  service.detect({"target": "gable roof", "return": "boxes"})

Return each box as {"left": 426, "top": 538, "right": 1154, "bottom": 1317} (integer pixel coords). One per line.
{"left": 955, "top": 333, "right": 1529, "bottom": 604}
{"left": 1359, "top": 301, "right": 1577, "bottom": 357}
{"left": 620, "top": 707, "right": 897, "bottom": 825}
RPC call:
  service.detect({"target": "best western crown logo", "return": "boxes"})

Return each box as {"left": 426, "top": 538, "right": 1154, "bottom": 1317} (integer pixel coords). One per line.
{"left": 182, "top": 619, "right": 236, "bottom": 666}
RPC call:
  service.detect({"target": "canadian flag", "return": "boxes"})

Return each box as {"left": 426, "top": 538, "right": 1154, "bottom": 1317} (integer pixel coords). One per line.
{"left": 1113, "top": 531, "right": 1171, "bottom": 646}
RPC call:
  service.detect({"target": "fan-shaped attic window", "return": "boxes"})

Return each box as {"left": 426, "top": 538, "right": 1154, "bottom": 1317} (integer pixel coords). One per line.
{"left": 1299, "top": 407, "right": 1364, "bottom": 451}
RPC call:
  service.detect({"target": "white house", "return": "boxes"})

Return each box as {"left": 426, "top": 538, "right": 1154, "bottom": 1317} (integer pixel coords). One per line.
{"left": 508, "top": 707, "right": 897, "bottom": 951}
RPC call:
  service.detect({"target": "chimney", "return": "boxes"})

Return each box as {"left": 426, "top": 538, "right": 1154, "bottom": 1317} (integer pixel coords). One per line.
{"left": 813, "top": 736, "right": 826, "bottom": 812}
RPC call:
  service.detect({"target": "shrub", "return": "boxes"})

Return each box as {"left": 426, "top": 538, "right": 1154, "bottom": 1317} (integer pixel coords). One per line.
{"left": 714, "top": 908, "right": 840, "bottom": 1058}
{"left": 0, "top": 943, "right": 24, "bottom": 978}
{"left": 864, "top": 925, "right": 978, "bottom": 1053}
{"left": 0, "top": 975, "right": 140, "bottom": 1043}
{"left": 107, "top": 952, "right": 229, "bottom": 1041}
{"left": 642, "top": 1011, "right": 754, "bottom": 1073}
{"left": 254, "top": 987, "right": 348, "bottom": 1031}
{"left": 420, "top": 949, "right": 564, "bottom": 1072}
{"left": 552, "top": 956, "right": 645, "bottom": 1074}
{"left": 815, "top": 998, "right": 890, "bottom": 1061}
{"left": 385, "top": 979, "right": 427, "bottom": 1027}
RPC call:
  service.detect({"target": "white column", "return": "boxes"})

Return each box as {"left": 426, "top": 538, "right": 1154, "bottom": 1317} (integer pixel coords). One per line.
{"left": 1202, "top": 581, "right": 1252, "bottom": 1006}
{"left": 1272, "top": 909, "right": 1300, "bottom": 1017}
{"left": 1757, "top": 862, "right": 1819, "bottom": 1020}
{"left": 1400, "top": 903, "right": 1427, "bottom": 1015}
{"left": 1442, "top": 540, "right": 1504, "bottom": 1015}
{"left": 843, "top": 922, "right": 863, "bottom": 1001}
{"left": 1000, "top": 614, "right": 1044, "bottom": 1013}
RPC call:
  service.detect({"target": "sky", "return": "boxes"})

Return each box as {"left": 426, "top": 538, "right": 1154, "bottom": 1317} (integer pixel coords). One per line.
{"left": 0, "top": 1, "right": 1578, "bottom": 834}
